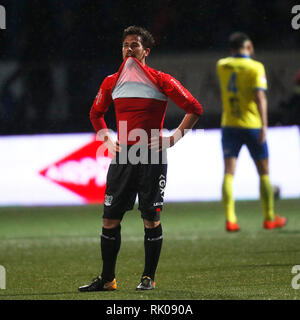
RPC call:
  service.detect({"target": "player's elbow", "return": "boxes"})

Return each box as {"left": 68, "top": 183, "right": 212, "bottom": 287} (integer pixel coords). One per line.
{"left": 254, "top": 89, "right": 267, "bottom": 105}
{"left": 185, "top": 100, "right": 203, "bottom": 117}
{"left": 90, "top": 105, "right": 102, "bottom": 120}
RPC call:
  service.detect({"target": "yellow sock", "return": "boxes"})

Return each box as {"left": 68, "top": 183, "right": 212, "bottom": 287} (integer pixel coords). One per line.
{"left": 222, "top": 173, "right": 237, "bottom": 223}
{"left": 260, "top": 174, "right": 275, "bottom": 221}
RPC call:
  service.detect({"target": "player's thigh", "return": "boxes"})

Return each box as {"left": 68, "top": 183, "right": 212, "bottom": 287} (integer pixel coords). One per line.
{"left": 103, "top": 163, "right": 137, "bottom": 220}
{"left": 221, "top": 127, "right": 243, "bottom": 159}
{"left": 245, "top": 129, "right": 269, "bottom": 165}
{"left": 138, "top": 163, "right": 168, "bottom": 222}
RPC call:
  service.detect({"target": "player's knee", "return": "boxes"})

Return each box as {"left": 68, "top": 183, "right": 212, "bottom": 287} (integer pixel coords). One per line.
{"left": 224, "top": 157, "right": 236, "bottom": 175}
{"left": 258, "top": 168, "right": 269, "bottom": 176}
{"left": 143, "top": 219, "right": 161, "bottom": 229}
{"left": 102, "top": 218, "right": 121, "bottom": 229}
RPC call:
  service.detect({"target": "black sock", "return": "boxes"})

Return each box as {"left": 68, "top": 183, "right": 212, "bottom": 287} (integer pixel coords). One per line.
{"left": 143, "top": 224, "right": 163, "bottom": 281}
{"left": 100, "top": 225, "right": 121, "bottom": 282}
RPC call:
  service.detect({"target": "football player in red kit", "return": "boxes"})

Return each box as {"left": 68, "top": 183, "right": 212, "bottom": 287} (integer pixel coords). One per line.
{"left": 79, "top": 26, "right": 203, "bottom": 292}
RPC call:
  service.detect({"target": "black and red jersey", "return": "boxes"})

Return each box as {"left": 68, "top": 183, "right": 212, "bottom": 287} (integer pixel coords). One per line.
{"left": 90, "top": 57, "right": 203, "bottom": 144}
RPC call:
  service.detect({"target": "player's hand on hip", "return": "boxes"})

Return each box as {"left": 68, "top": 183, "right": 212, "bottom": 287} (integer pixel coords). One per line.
{"left": 103, "top": 135, "right": 121, "bottom": 155}
{"left": 148, "top": 136, "right": 174, "bottom": 151}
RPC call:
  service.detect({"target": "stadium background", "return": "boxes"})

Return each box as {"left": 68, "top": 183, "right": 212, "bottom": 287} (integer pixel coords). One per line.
{"left": 0, "top": 0, "right": 300, "bottom": 301}
{"left": 0, "top": 0, "right": 300, "bottom": 135}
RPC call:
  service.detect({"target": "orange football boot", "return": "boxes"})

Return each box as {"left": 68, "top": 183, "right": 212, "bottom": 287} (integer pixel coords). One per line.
{"left": 226, "top": 221, "right": 240, "bottom": 232}
{"left": 263, "top": 214, "right": 287, "bottom": 229}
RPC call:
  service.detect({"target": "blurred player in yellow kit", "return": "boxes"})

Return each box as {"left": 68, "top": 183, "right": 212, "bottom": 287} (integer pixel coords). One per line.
{"left": 216, "top": 32, "right": 287, "bottom": 232}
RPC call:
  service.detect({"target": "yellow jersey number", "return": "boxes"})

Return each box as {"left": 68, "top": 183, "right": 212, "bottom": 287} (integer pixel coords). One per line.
{"left": 227, "top": 72, "right": 241, "bottom": 118}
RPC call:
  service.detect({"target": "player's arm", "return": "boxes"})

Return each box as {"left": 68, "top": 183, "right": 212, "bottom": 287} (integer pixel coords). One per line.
{"left": 90, "top": 76, "right": 121, "bottom": 154}
{"left": 254, "top": 89, "right": 268, "bottom": 144}
{"left": 253, "top": 63, "right": 268, "bottom": 144}
{"left": 170, "top": 112, "right": 200, "bottom": 145}
{"left": 150, "top": 113, "right": 200, "bottom": 150}
{"left": 150, "top": 73, "right": 203, "bottom": 150}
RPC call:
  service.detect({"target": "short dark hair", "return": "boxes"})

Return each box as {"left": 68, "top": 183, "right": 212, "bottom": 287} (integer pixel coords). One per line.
{"left": 229, "top": 32, "right": 250, "bottom": 50}
{"left": 122, "top": 26, "right": 155, "bottom": 49}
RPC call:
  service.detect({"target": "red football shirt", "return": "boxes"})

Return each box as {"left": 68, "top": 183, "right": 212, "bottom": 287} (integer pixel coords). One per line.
{"left": 90, "top": 57, "right": 203, "bottom": 144}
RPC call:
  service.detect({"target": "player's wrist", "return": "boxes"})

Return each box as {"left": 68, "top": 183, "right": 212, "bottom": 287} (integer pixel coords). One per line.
{"left": 171, "top": 130, "right": 184, "bottom": 146}
{"left": 170, "top": 135, "right": 175, "bottom": 147}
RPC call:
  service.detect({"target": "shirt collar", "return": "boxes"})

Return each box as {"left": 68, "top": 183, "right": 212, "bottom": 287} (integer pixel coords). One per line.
{"left": 233, "top": 53, "right": 251, "bottom": 58}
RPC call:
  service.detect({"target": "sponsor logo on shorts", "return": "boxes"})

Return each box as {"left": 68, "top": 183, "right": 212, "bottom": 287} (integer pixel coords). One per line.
{"left": 104, "top": 194, "right": 113, "bottom": 206}
{"left": 153, "top": 202, "right": 163, "bottom": 207}
{"left": 159, "top": 174, "right": 166, "bottom": 197}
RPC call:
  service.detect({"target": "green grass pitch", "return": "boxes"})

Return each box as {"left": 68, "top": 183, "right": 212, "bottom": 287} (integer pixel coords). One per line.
{"left": 0, "top": 199, "right": 299, "bottom": 300}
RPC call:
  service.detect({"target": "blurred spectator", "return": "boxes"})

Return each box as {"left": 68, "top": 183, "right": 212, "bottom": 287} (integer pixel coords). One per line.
{"left": 279, "top": 69, "right": 300, "bottom": 126}
{"left": 1, "top": 60, "right": 54, "bottom": 133}
{"left": 60, "top": 1, "right": 114, "bottom": 131}
{"left": 1, "top": 0, "right": 300, "bottom": 135}
{"left": 0, "top": 85, "right": 16, "bottom": 133}
{"left": 152, "top": 0, "right": 180, "bottom": 47}
{"left": 0, "top": 0, "right": 55, "bottom": 133}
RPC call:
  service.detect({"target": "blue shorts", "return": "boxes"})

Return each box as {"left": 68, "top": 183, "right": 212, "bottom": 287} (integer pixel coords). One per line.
{"left": 221, "top": 127, "right": 269, "bottom": 160}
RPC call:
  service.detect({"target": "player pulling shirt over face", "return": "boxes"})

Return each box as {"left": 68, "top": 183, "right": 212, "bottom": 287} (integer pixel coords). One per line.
{"left": 79, "top": 26, "right": 203, "bottom": 293}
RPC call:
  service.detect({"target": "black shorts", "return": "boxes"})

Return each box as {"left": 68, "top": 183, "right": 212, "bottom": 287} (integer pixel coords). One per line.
{"left": 103, "top": 146, "right": 167, "bottom": 221}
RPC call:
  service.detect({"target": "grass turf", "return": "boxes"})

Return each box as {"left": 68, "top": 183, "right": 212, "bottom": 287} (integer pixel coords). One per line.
{"left": 0, "top": 199, "right": 299, "bottom": 300}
